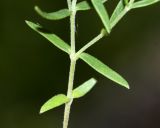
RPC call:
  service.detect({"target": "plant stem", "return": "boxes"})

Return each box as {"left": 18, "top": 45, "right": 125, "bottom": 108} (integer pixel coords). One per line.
{"left": 110, "top": 8, "right": 130, "bottom": 29}
{"left": 75, "top": 30, "right": 106, "bottom": 58}
{"left": 67, "top": 0, "right": 72, "bottom": 10}
{"left": 63, "top": 1, "right": 77, "bottom": 128}
{"left": 63, "top": 60, "right": 76, "bottom": 128}
{"left": 110, "top": 0, "right": 135, "bottom": 29}
{"left": 70, "top": 0, "right": 77, "bottom": 54}
{"left": 124, "top": 0, "right": 129, "bottom": 5}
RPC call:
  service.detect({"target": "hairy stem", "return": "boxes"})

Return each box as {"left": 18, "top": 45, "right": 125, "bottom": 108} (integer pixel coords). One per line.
{"left": 63, "top": 1, "right": 77, "bottom": 128}
{"left": 63, "top": 60, "right": 76, "bottom": 128}
{"left": 70, "top": 0, "right": 77, "bottom": 54}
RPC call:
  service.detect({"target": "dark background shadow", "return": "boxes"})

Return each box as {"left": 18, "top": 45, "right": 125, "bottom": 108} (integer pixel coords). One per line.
{"left": 0, "top": 0, "right": 160, "bottom": 128}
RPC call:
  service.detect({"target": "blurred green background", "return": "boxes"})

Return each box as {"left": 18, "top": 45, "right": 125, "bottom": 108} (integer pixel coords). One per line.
{"left": 0, "top": 0, "right": 160, "bottom": 128}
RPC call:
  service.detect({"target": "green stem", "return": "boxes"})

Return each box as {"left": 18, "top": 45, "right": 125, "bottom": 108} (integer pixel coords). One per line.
{"left": 63, "top": 60, "right": 76, "bottom": 128}
{"left": 124, "top": 0, "right": 129, "bottom": 5}
{"left": 111, "top": 7, "right": 130, "bottom": 29}
{"left": 75, "top": 30, "right": 106, "bottom": 58}
{"left": 70, "top": 11, "right": 76, "bottom": 54}
{"left": 67, "top": 0, "right": 72, "bottom": 10}
{"left": 70, "top": 0, "right": 77, "bottom": 54}
{"left": 63, "top": 1, "right": 77, "bottom": 128}
{"left": 111, "top": 0, "right": 135, "bottom": 29}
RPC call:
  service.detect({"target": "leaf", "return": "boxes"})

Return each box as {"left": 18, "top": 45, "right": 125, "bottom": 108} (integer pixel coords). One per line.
{"left": 35, "top": 6, "right": 70, "bottom": 20}
{"left": 35, "top": 1, "right": 108, "bottom": 19}
{"left": 76, "top": 0, "right": 108, "bottom": 11}
{"left": 76, "top": 1, "right": 91, "bottom": 11}
{"left": 79, "top": 53, "right": 129, "bottom": 89}
{"left": 91, "top": 0, "right": 111, "bottom": 33}
{"left": 132, "top": 0, "right": 160, "bottom": 9}
{"left": 110, "top": 0, "right": 125, "bottom": 24}
{"left": 40, "top": 94, "right": 69, "bottom": 114}
{"left": 25, "top": 21, "right": 71, "bottom": 54}
{"left": 73, "top": 78, "right": 97, "bottom": 98}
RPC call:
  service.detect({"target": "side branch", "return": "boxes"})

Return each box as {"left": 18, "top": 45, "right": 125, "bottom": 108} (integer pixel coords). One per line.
{"left": 75, "top": 29, "right": 107, "bottom": 58}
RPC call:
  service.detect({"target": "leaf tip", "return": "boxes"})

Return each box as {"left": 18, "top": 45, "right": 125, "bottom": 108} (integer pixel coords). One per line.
{"left": 39, "top": 104, "right": 48, "bottom": 114}
{"left": 34, "top": 5, "right": 38, "bottom": 10}
{"left": 39, "top": 108, "right": 44, "bottom": 114}
{"left": 34, "top": 5, "right": 40, "bottom": 12}
{"left": 126, "top": 84, "right": 130, "bottom": 89}
{"left": 25, "top": 20, "right": 29, "bottom": 24}
{"left": 91, "top": 78, "right": 97, "bottom": 84}
{"left": 25, "top": 20, "right": 32, "bottom": 27}
{"left": 39, "top": 105, "right": 49, "bottom": 114}
{"left": 123, "top": 81, "right": 130, "bottom": 89}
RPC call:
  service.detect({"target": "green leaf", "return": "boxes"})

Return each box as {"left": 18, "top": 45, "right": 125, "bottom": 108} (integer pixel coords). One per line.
{"left": 76, "top": 0, "right": 108, "bottom": 11}
{"left": 40, "top": 94, "right": 69, "bottom": 114}
{"left": 110, "top": 0, "right": 125, "bottom": 24}
{"left": 35, "top": 6, "right": 70, "bottom": 20}
{"left": 79, "top": 53, "right": 129, "bottom": 89}
{"left": 73, "top": 78, "right": 97, "bottom": 98}
{"left": 91, "top": 0, "right": 111, "bottom": 33}
{"left": 132, "top": 0, "right": 160, "bottom": 9}
{"left": 35, "top": 1, "right": 108, "bottom": 19}
{"left": 25, "top": 21, "right": 71, "bottom": 54}
{"left": 76, "top": 1, "right": 91, "bottom": 11}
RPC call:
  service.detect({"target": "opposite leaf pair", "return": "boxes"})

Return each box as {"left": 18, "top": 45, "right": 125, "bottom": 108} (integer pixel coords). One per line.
{"left": 34, "top": 0, "right": 107, "bottom": 20}
{"left": 26, "top": 21, "right": 129, "bottom": 89}
{"left": 40, "top": 78, "right": 97, "bottom": 114}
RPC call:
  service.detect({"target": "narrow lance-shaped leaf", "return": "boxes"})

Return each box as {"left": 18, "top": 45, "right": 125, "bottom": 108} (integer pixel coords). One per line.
{"left": 79, "top": 53, "right": 129, "bottom": 89}
{"left": 40, "top": 94, "right": 70, "bottom": 114}
{"left": 73, "top": 78, "right": 97, "bottom": 98}
{"left": 76, "top": 0, "right": 108, "bottom": 11}
{"left": 34, "top": 6, "right": 70, "bottom": 20}
{"left": 35, "top": 0, "right": 108, "bottom": 19}
{"left": 25, "top": 21, "right": 71, "bottom": 54}
{"left": 132, "top": 0, "right": 160, "bottom": 9}
{"left": 110, "top": 0, "right": 125, "bottom": 24}
{"left": 91, "top": 0, "right": 111, "bottom": 33}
